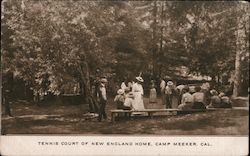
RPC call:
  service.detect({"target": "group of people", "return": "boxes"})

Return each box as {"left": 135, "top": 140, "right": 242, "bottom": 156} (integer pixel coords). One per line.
{"left": 97, "top": 76, "right": 146, "bottom": 121}
{"left": 160, "top": 79, "right": 232, "bottom": 110}
{"left": 98, "top": 76, "right": 232, "bottom": 121}
{"left": 114, "top": 76, "right": 145, "bottom": 112}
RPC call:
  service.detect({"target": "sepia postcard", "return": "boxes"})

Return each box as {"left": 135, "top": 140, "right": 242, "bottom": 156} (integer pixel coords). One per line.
{"left": 1, "top": 0, "right": 249, "bottom": 155}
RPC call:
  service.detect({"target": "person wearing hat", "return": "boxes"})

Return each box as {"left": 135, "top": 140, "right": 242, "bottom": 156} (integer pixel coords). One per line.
{"left": 165, "top": 81, "right": 175, "bottom": 108}
{"left": 114, "top": 89, "right": 125, "bottom": 109}
{"left": 98, "top": 78, "right": 108, "bottom": 122}
{"left": 132, "top": 76, "right": 145, "bottom": 111}
{"left": 178, "top": 86, "right": 193, "bottom": 110}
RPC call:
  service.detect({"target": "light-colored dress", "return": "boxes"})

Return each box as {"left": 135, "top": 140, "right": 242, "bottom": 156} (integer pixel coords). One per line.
{"left": 149, "top": 87, "right": 157, "bottom": 103}
{"left": 160, "top": 80, "right": 166, "bottom": 105}
{"left": 121, "top": 82, "right": 127, "bottom": 91}
{"left": 132, "top": 82, "right": 145, "bottom": 110}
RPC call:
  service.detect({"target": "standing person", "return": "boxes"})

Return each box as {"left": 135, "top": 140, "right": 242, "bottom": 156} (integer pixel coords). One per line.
{"left": 160, "top": 78, "right": 166, "bottom": 105}
{"left": 98, "top": 78, "right": 108, "bottom": 122}
{"left": 149, "top": 80, "right": 157, "bottom": 103}
{"left": 176, "top": 84, "right": 185, "bottom": 105}
{"left": 165, "top": 81, "right": 174, "bottom": 108}
{"left": 192, "top": 86, "right": 206, "bottom": 109}
{"left": 132, "top": 76, "right": 145, "bottom": 111}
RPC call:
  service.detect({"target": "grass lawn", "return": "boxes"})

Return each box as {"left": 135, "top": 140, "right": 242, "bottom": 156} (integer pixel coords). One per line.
{"left": 1, "top": 97, "right": 249, "bottom": 135}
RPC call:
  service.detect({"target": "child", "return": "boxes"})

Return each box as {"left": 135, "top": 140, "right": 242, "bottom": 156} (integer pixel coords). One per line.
{"left": 178, "top": 86, "right": 193, "bottom": 110}
{"left": 114, "top": 89, "right": 125, "bottom": 109}
{"left": 207, "top": 89, "right": 221, "bottom": 108}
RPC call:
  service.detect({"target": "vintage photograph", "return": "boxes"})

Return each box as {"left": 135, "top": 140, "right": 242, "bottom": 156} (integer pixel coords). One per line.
{"left": 1, "top": 0, "right": 249, "bottom": 135}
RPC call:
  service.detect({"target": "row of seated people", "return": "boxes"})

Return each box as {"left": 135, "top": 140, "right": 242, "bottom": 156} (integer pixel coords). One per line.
{"left": 178, "top": 86, "right": 232, "bottom": 110}
{"left": 114, "top": 86, "right": 232, "bottom": 111}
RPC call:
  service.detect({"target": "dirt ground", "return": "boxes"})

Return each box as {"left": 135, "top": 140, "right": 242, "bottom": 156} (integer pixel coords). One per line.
{"left": 1, "top": 97, "right": 249, "bottom": 135}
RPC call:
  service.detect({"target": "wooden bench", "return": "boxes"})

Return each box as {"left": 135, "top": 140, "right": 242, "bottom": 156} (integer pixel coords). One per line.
{"left": 110, "top": 109, "right": 190, "bottom": 122}
{"left": 110, "top": 107, "right": 246, "bottom": 122}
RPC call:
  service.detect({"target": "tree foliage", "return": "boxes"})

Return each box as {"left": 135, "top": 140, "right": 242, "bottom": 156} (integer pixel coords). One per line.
{"left": 2, "top": 0, "right": 249, "bottom": 107}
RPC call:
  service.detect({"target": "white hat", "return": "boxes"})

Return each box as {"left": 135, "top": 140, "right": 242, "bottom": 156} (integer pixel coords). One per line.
{"left": 167, "top": 81, "right": 174, "bottom": 86}
{"left": 210, "top": 89, "right": 218, "bottom": 95}
{"left": 136, "top": 76, "right": 144, "bottom": 82}
{"left": 117, "top": 89, "right": 124, "bottom": 95}
{"left": 219, "top": 92, "right": 225, "bottom": 97}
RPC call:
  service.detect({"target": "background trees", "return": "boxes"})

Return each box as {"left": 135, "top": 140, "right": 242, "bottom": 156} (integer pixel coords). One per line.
{"left": 2, "top": 0, "right": 249, "bottom": 110}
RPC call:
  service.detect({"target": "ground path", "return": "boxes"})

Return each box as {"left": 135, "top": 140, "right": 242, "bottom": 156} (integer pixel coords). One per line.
{"left": 1, "top": 97, "right": 248, "bottom": 135}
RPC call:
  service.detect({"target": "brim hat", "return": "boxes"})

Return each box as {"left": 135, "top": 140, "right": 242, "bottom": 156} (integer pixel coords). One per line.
{"left": 219, "top": 92, "right": 225, "bottom": 97}
{"left": 136, "top": 76, "right": 144, "bottom": 82}
{"left": 117, "top": 89, "right": 124, "bottom": 95}
{"left": 210, "top": 89, "right": 218, "bottom": 95}
{"left": 167, "top": 81, "right": 174, "bottom": 86}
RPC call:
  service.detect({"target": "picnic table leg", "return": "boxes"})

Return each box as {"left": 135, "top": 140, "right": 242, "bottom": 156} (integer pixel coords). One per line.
{"left": 111, "top": 112, "right": 115, "bottom": 123}
{"left": 148, "top": 112, "right": 153, "bottom": 118}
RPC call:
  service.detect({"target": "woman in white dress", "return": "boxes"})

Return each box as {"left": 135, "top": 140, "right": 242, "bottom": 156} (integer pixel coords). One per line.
{"left": 132, "top": 76, "right": 145, "bottom": 111}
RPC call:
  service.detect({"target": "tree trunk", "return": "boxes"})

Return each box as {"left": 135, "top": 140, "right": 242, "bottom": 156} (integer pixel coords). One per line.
{"left": 78, "top": 55, "right": 99, "bottom": 113}
{"left": 233, "top": 3, "right": 247, "bottom": 97}
{"left": 158, "top": 1, "right": 165, "bottom": 79}
{"left": 152, "top": 0, "right": 158, "bottom": 78}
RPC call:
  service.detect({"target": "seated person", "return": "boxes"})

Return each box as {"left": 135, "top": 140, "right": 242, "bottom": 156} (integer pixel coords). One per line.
{"left": 123, "top": 92, "right": 135, "bottom": 110}
{"left": 189, "top": 86, "right": 196, "bottom": 94}
{"left": 114, "top": 89, "right": 125, "bottom": 109}
{"left": 219, "top": 92, "right": 232, "bottom": 108}
{"left": 178, "top": 86, "right": 193, "bottom": 110}
{"left": 192, "top": 86, "right": 206, "bottom": 109}
{"left": 207, "top": 89, "right": 221, "bottom": 108}
{"left": 124, "top": 87, "right": 131, "bottom": 98}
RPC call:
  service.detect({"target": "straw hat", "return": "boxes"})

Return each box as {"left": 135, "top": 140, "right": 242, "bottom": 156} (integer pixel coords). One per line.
{"left": 219, "top": 92, "right": 225, "bottom": 97}
{"left": 167, "top": 81, "right": 174, "bottom": 86}
{"left": 135, "top": 76, "right": 144, "bottom": 82}
{"left": 117, "top": 89, "right": 124, "bottom": 95}
{"left": 210, "top": 89, "right": 218, "bottom": 95}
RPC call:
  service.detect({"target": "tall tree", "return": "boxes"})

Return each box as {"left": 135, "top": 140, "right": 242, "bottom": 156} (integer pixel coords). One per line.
{"left": 233, "top": 2, "right": 249, "bottom": 97}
